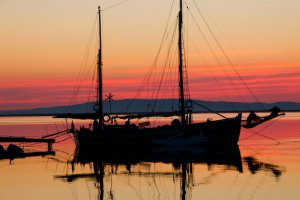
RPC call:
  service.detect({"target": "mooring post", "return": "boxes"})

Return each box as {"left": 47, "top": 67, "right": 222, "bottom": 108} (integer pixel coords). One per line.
{"left": 48, "top": 141, "right": 53, "bottom": 152}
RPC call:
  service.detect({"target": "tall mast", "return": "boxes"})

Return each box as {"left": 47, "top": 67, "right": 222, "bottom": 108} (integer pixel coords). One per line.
{"left": 98, "top": 6, "right": 103, "bottom": 125}
{"left": 178, "top": 0, "right": 186, "bottom": 125}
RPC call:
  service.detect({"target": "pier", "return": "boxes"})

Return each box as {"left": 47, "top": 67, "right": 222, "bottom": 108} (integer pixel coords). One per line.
{"left": 0, "top": 137, "right": 55, "bottom": 152}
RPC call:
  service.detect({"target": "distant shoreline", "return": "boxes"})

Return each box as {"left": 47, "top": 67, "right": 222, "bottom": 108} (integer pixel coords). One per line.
{"left": 0, "top": 110, "right": 299, "bottom": 117}
{"left": 1, "top": 99, "right": 299, "bottom": 117}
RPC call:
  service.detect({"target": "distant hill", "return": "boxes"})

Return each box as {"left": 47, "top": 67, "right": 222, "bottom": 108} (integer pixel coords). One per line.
{"left": 0, "top": 99, "right": 299, "bottom": 116}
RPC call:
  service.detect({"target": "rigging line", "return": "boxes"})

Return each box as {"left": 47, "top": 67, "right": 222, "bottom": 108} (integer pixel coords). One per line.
{"left": 153, "top": 20, "right": 178, "bottom": 111}
{"left": 186, "top": 31, "right": 238, "bottom": 111}
{"left": 191, "top": 100, "right": 227, "bottom": 118}
{"left": 180, "top": 36, "right": 189, "bottom": 100}
{"left": 187, "top": 8, "right": 250, "bottom": 109}
{"left": 181, "top": 4, "right": 191, "bottom": 102}
{"left": 158, "top": 35, "right": 177, "bottom": 110}
{"left": 124, "top": 15, "right": 178, "bottom": 112}
{"left": 71, "top": 56, "right": 98, "bottom": 110}
{"left": 124, "top": 0, "right": 175, "bottom": 111}
{"left": 56, "top": 137, "right": 72, "bottom": 144}
{"left": 189, "top": 28, "right": 237, "bottom": 111}
{"left": 162, "top": 48, "right": 178, "bottom": 102}
{"left": 41, "top": 130, "right": 68, "bottom": 139}
{"left": 191, "top": 0, "right": 265, "bottom": 110}
{"left": 124, "top": 66, "right": 153, "bottom": 111}
{"left": 71, "top": 47, "right": 96, "bottom": 112}
{"left": 154, "top": 46, "right": 177, "bottom": 112}
{"left": 85, "top": 65, "right": 97, "bottom": 112}
{"left": 68, "top": 15, "right": 97, "bottom": 101}
{"left": 20, "top": 133, "right": 69, "bottom": 147}
{"left": 0, "top": 134, "right": 41, "bottom": 138}
{"left": 182, "top": 35, "right": 191, "bottom": 101}
{"left": 43, "top": 132, "right": 70, "bottom": 140}
{"left": 240, "top": 127, "right": 280, "bottom": 143}
{"left": 149, "top": 0, "right": 176, "bottom": 103}
{"left": 21, "top": 142, "right": 47, "bottom": 148}
{"left": 67, "top": 14, "right": 98, "bottom": 111}
{"left": 150, "top": 18, "right": 178, "bottom": 101}
{"left": 171, "top": 54, "right": 178, "bottom": 108}
{"left": 239, "top": 115, "right": 284, "bottom": 143}
{"left": 163, "top": 45, "right": 177, "bottom": 107}
{"left": 254, "top": 114, "right": 284, "bottom": 133}
{"left": 186, "top": 3, "right": 189, "bottom": 86}
{"left": 194, "top": 1, "right": 275, "bottom": 104}
{"left": 85, "top": 178, "right": 92, "bottom": 200}
{"left": 102, "top": 0, "right": 130, "bottom": 11}
{"left": 124, "top": 58, "right": 156, "bottom": 111}
{"left": 65, "top": 131, "right": 75, "bottom": 142}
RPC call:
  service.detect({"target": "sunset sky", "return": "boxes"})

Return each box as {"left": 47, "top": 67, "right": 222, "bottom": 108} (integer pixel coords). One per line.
{"left": 0, "top": 0, "right": 299, "bottom": 110}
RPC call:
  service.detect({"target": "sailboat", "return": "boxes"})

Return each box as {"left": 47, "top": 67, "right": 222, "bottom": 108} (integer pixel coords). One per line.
{"left": 56, "top": 1, "right": 284, "bottom": 149}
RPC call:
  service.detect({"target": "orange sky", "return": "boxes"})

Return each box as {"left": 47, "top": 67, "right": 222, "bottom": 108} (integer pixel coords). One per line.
{"left": 0, "top": 0, "right": 299, "bottom": 110}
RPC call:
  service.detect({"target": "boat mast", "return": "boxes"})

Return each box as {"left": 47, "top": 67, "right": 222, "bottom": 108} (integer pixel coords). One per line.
{"left": 178, "top": 0, "right": 186, "bottom": 125}
{"left": 98, "top": 6, "right": 103, "bottom": 125}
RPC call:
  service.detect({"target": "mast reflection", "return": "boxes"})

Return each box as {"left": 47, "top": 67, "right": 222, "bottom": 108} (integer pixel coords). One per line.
{"left": 55, "top": 145, "right": 244, "bottom": 200}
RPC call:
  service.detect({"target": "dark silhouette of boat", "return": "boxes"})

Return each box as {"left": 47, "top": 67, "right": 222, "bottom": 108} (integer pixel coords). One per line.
{"left": 60, "top": 2, "right": 243, "bottom": 149}
{"left": 55, "top": 1, "right": 284, "bottom": 149}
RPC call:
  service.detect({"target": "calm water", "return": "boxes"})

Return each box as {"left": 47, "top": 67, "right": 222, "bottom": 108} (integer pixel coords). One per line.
{"left": 0, "top": 113, "right": 299, "bottom": 200}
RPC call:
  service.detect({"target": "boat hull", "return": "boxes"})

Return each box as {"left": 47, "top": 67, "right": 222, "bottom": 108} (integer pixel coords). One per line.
{"left": 74, "top": 114, "right": 242, "bottom": 149}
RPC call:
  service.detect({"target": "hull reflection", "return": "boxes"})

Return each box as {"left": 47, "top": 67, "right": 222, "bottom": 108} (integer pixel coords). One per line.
{"left": 56, "top": 145, "right": 242, "bottom": 200}
{"left": 73, "top": 145, "right": 243, "bottom": 173}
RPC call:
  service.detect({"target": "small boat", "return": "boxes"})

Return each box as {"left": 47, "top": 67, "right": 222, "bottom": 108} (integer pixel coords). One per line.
{"left": 0, "top": 144, "right": 6, "bottom": 158}
{"left": 7, "top": 144, "right": 24, "bottom": 158}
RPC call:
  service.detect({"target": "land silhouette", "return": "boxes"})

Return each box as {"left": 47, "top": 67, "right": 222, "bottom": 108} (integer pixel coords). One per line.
{"left": 0, "top": 99, "right": 299, "bottom": 116}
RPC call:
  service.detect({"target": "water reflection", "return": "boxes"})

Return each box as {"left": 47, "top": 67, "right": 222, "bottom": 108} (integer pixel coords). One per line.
{"left": 55, "top": 145, "right": 245, "bottom": 200}
{"left": 244, "top": 157, "right": 283, "bottom": 178}
{"left": 54, "top": 145, "right": 286, "bottom": 200}
{"left": 0, "top": 116, "right": 297, "bottom": 199}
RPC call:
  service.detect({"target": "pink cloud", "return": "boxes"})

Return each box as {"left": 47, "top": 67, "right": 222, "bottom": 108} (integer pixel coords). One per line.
{"left": 1, "top": 64, "right": 299, "bottom": 110}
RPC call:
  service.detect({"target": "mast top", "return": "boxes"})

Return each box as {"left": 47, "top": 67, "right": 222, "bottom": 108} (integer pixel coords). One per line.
{"left": 97, "top": 5, "right": 103, "bottom": 125}
{"left": 178, "top": 0, "right": 186, "bottom": 125}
